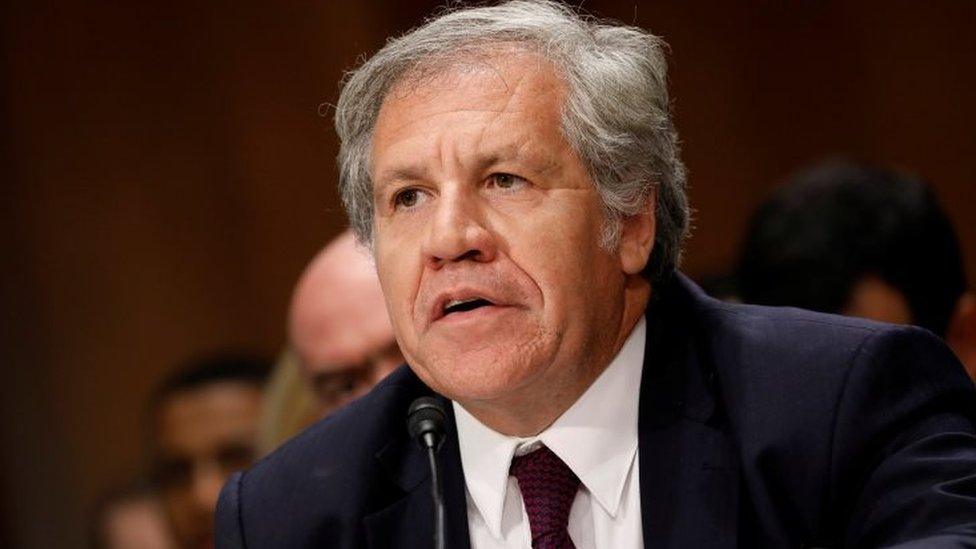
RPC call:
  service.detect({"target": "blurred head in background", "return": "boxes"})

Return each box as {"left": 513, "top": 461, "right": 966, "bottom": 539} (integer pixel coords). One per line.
{"left": 149, "top": 355, "right": 269, "bottom": 549}
{"left": 738, "top": 161, "right": 976, "bottom": 377}
{"left": 288, "top": 230, "right": 403, "bottom": 417}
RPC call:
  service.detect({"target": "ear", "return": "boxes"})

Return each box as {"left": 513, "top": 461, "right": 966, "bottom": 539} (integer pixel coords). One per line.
{"left": 618, "top": 190, "right": 657, "bottom": 276}
{"left": 947, "top": 292, "right": 976, "bottom": 381}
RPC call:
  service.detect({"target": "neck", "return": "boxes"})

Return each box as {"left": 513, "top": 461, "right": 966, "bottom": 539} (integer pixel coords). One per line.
{"left": 458, "top": 276, "right": 651, "bottom": 436}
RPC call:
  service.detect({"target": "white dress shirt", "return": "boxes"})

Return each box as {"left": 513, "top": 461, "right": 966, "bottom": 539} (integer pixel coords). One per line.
{"left": 453, "top": 317, "right": 646, "bottom": 548}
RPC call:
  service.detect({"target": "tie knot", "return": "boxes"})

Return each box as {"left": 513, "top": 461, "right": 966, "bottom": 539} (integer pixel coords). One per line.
{"left": 510, "top": 446, "right": 580, "bottom": 548}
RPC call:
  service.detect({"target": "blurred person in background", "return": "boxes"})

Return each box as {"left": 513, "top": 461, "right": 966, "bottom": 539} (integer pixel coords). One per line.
{"left": 256, "top": 229, "right": 403, "bottom": 455}
{"left": 738, "top": 161, "right": 976, "bottom": 378}
{"left": 287, "top": 229, "right": 403, "bottom": 418}
{"left": 149, "top": 355, "right": 270, "bottom": 549}
{"left": 91, "top": 483, "right": 175, "bottom": 549}
{"left": 254, "top": 348, "right": 317, "bottom": 455}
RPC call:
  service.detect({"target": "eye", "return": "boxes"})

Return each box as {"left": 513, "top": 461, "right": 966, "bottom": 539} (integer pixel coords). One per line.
{"left": 393, "top": 188, "right": 426, "bottom": 209}
{"left": 216, "top": 443, "right": 256, "bottom": 473}
{"left": 153, "top": 458, "right": 192, "bottom": 488}
{"left": 314, "top": 369, "right": 370, "bottom": 405}
{"left": 487, "top": 173, "right": 527, "bottom": 191}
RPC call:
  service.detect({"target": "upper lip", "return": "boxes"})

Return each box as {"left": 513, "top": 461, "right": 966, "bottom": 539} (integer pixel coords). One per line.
{"left": 430, "top": 287, "right": 502, "bottom": 323}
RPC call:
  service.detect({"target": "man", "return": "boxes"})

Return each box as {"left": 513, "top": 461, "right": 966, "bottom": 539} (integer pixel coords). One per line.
{"left": 217, "top": 2, "right": 976, "bottom": 547}
{"left": 151, "top": 355, "right": 269, "bottom": 549}
{"left": 254, "top": 230, "right": 404, "bottom": 454}
{"left": 288, "top": 230, "right": 404, "bottom": 418}
{"left": 737, "top": 161, "right": 976, "bottom": 378}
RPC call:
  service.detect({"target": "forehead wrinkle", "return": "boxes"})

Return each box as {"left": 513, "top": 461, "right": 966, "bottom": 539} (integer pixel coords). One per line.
{"left": 381, "top": 50, "right": 542, "bottom": 133}
{"left": 475, "top": 118, "right": 564, "bottom": 179}
{"left": 374, "top": 165, "right": 428, "bottom": 189}
{"left": 485, "top": 59, "right": 568, "bottom": 177}
{"left": 376, "top": 54, "right": 567, "bottom": 185}
{"left": 373, "top": 106, "right": 513, "bottom": 190}
{"left": 469, "top": 69, "right": 557, "bottom": 175}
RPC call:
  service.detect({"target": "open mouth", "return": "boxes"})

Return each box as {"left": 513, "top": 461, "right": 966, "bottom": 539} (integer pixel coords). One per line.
{"left": 442, "top": 297, "right": 494, "bottom": 317}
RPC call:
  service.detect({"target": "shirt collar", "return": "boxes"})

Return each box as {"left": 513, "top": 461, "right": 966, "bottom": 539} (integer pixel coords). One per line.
{"left": 453, "top": 317, "right": 646, "bottom": 539}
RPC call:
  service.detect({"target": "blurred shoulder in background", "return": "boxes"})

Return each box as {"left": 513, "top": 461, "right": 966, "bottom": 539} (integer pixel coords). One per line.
{"left": 90, "top": 482, "right": 174, "bottom": 549}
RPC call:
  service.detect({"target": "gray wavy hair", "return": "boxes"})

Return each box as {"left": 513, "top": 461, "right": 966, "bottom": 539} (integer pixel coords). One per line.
{"left": 335, "top": 0, "right": 689, "bottom": 283}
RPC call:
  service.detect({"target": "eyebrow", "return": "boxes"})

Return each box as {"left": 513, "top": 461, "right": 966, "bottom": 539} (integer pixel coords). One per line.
{"left": 374, "top": 165, "right": 429, "bottom": 190}
{"left": 478, "top": 147, "right": 560, "bottom": 178}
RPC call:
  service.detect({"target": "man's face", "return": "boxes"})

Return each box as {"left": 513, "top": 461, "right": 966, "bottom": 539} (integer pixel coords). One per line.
{"left": 370, "top": 54, "right": 636, "bottom": 413}
{"left": 154, "top": 382, "right": 262, "bottom": 549}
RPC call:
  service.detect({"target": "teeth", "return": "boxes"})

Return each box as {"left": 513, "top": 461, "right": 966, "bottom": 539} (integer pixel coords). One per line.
{"left": 446, "top": 298, "right": 479, "bottom": 309}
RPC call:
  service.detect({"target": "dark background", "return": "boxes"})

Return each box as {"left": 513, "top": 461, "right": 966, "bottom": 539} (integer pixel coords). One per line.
{"left": 2, "top": 1, "right": 974, "bottom": 547}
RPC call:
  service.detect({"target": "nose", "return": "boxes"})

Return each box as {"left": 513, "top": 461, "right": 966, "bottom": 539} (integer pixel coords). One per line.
{"left": 191, "top": 463, "right": 226, "bottom": 514}
{"left": 422, "top": 187, "right": 496, "bottom": 268}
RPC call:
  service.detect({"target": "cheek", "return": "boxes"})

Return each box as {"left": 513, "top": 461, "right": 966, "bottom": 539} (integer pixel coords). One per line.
{"left": 374, "top": 233, "right": 422, "bottom": 332}
{"left": 502, "top": 193, "right": 608, "bottom": 287}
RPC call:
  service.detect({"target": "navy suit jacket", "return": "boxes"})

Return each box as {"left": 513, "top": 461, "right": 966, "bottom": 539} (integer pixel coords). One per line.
{"left": 217, "top": 274, "right": 976, "bottom": 548}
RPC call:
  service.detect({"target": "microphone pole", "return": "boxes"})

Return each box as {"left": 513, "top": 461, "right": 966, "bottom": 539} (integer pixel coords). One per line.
{"left": 407, "top": 397, "right": 448, "bottom": 549}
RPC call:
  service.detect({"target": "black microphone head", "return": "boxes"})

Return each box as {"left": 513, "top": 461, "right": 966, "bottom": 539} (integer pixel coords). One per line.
{"left": 407, "top": 396, "right": 447, "bottom": 451}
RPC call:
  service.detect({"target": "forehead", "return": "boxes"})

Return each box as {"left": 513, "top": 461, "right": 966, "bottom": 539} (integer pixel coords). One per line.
{"left": 299, "top": 304, "right": 396, "bottom": 375}
{"left": 372, "top": 53, "right": 568, "bottom": 162}
{"left": 386, "top": 51, "right": 564, "bottom": 108}
{"left": 291, "top": 263, "right": 395, "bottom": 372}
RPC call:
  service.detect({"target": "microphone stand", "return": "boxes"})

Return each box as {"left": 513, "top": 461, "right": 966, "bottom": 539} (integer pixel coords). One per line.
{"left": 424, "top": 433, "right": 446, "bottom": 549}
{"left": 408, "top": 397, "right": 448, "bottom": 549}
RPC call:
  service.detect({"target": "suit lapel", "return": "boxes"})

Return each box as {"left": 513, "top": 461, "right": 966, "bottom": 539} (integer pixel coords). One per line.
{"left": 364, "top": 393, "right": 471, "bottom": 549}
{"left": 638, "top": 275, "right": 741, "bottom": 548}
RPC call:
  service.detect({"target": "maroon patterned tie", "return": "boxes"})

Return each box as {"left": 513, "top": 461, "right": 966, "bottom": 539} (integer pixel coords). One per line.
{"left": 509, "top": 446, "right": 581, "bottom": 549}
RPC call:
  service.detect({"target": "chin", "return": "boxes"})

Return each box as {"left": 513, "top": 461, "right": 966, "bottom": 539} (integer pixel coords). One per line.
{"left": 410, "top": 337, "right": 558, "bottom": 403}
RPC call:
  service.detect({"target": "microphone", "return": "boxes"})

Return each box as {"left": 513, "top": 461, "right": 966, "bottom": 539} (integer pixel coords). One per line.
{"left": 407, "top": 397, "right": 448, "bottom": 549}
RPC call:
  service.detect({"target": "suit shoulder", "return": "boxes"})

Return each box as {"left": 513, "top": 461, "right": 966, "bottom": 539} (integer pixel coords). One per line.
{"left": 674, "top": 289, "right": 976, "bottom": 546}
{"left": 701, "top": 298, "right": 889, "bottom": 345}
{"left": 694, "top": 299, "right": 963, "bottom": 427}
{"left": 702, "top": 298, "right": 966, "bottom": 385}
{"left": 697, "top": 299, "right": 915, "bottom": 377}
{"left": 694, "top": 297, "right": 969, "bottom": 441}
